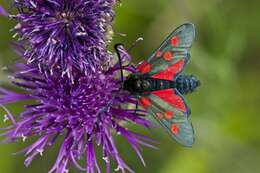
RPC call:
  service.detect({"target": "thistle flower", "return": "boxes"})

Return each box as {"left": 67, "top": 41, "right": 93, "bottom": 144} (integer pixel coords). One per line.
{"left": 10, "top": 0, "right": 116, "bottom": 77}
{"left": 0, "top": 48, "right": 156, "bottom": 173}
{"left": 1, "top": 1, "right": 156, "bottom": 172}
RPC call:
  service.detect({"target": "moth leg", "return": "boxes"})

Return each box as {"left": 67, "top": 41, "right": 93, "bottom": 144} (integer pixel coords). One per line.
{"left": 134, "top": 100, "right": 138, "bottom": 114}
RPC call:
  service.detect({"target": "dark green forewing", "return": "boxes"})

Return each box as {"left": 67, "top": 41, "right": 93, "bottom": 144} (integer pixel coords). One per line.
{"left": 137, "top": 23, "right": 196, "bottom": 146}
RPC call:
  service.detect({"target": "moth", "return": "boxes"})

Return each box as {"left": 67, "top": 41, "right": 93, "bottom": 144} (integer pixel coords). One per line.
{"left": 116, "top": 23, "right": 200, "bottom": 147}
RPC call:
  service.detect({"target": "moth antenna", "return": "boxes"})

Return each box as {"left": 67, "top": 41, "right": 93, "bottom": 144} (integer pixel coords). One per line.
{"left": 127, "top": 37, "right": 144, "bottom": 52}
{"left": 112, "top": 25, "right": 127, "bottom": 37}
{"left": 114, "top": 44, "right": 125, "bottom": 87}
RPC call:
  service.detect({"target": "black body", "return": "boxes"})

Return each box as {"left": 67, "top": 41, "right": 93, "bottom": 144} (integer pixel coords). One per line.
{"left": 123, "top": 74, "right": 200, "bottom": 95}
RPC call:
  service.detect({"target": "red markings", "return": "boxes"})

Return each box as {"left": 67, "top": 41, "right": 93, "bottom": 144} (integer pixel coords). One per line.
{"left": 171, "top": 123, "right": 179, "bottom": 135}
{"left": 152, "top": 59, "right": 185, "bottom": 81}
{"left": 156, "top": 51, "right": 162, "bottom": 57}
{"left": 151, "top": 89, "right": 186, "bottom": 112}
{"left": 139, "top": 97, "right": 151, "bottom": 109}
{"left": 163, "top": 51, "right": 173, "bottom": 61}
{"left": 156, "top": 111, "right": 173, "bottom": 120}
{"left": 164, "top": 110, "right": 174, "bottom": 119}
{"left": 156, "top": 112, "right": 164, "bottom": 119}
{"left": 174, "top": 97, "right": 186, "bottom": 112}
{"left": 137, "top": 61, "right": 152, "bottom": 74}
{"left": 171, "top": 36, "right": 179, "bottom": 47}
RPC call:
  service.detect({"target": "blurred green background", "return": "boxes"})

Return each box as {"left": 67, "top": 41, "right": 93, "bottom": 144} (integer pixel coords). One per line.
{"left": 1, "top": 0, "right": 260, "bottom": 173}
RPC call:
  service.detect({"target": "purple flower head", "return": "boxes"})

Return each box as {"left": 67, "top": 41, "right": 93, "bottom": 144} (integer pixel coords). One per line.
{"left": 0, "top": 47, "right": 156, "bottom": 173}
{"left": 10, "top": 0, "right": 116, "bottom": 77}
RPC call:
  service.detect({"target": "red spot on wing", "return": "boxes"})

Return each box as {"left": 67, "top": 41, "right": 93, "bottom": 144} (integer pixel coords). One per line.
{"left": 156, "top": 112, "right": 164, "bottom": 119}
{"left": 164, "top": 110, "right": 174, "bottom": 119}
{"left": 151, "top": 89, "right": 186, "bottom": 112}
{"left": 156, "top": 51, "right": 162, "bottom": 57}
{"left": 152, "top": 59, "right": 185, "bottom": 81}
{"left": 163, "top": 51, "right": 173, "bottom": 61}
{"left": 171, "top": 123, "right": 179, "bottom": 135}
{"left": 171, "top": 36, "right": 179, "bottom": 47}
{"left": 139, "top": 97, "right": 152, "bottom": 109}
{"left": 137, "top": 61, "right": 152, "bottom": 74}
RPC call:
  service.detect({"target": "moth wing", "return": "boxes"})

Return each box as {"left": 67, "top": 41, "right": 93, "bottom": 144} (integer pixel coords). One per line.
{"left": 139, "top": 89, "right": 194, "bottom": 147}
{"left": 137, "top": 23, "right": 195, "bottom": 80}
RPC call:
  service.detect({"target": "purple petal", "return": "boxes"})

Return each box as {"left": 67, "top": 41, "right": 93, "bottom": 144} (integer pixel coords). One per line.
{"left": 0, "top": 88, "right": 32, "bottom": 104}
{"left": 0, "top": 5, "right": 8, "bottom": 17}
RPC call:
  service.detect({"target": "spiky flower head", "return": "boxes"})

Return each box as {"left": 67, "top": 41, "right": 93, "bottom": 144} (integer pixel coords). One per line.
{"left": 0, "top": 47, "right": 155, "bottom": 173}
{"left": 10, "top": 0, "right": 116, "bottom": 77}
{"left": 0, "top": 1, "right": 156, "bottom": 172}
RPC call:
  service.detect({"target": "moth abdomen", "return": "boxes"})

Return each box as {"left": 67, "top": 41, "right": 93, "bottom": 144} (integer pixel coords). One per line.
{"left": 175, "top": 74, "right": 200, "bottom": 95}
